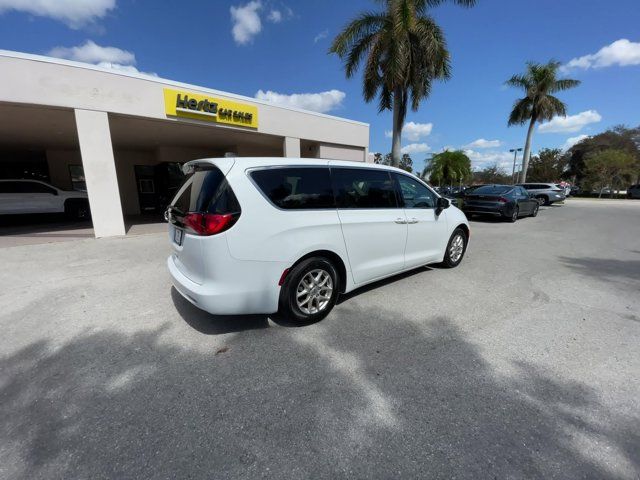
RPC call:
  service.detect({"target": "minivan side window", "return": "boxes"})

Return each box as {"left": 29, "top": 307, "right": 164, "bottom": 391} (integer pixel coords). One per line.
{"left": 395, "top": 174, "right": 437, "bottom": 208}
{"left": 332, "top": 168, "right": 398, "bottom": 209}
{"left": 250, "top": 167, "right": 334, "bottom": 209}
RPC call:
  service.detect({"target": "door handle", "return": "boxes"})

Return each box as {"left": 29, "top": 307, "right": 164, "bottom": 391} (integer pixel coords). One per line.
{"left": 408, "top": 218, "right": 418, "bottom": 224}
{"left": 395, "top": 218, "right": 407, "bottom": 224}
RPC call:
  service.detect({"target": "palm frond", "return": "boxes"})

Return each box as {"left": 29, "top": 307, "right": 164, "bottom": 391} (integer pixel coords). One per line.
{"left": 551, "top": 78, "right": 581, "bottom": 92}
{"left": 329, "top": 12, "right": 387, "bottom": 57}
{"left": 508, "top": 98, "right": 532, "bottom": 126}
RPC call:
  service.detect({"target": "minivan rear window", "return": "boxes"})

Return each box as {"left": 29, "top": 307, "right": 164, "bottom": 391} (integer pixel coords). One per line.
{"left": 171, "top": 166, "right": 240, "bottom": 215}
{"left": 250, "top": 167, "right": 334, "bottom": 209}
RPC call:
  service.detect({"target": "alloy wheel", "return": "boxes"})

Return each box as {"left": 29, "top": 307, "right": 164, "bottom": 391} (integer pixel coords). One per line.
{"left": 449, "top": 234, "right": 465, "bottom": 263}
{"left": 296, "top": 269, "right": 333, "bottom": 315}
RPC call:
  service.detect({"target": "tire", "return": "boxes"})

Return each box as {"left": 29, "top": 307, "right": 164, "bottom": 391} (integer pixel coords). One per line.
{"left": 278, "top": 257, "right": 339, "bottom": 325}
{"left": 506, "top": 206, "right": 519, "bottom": 223}
{"left": 530, "top": 203, "right": 539, "bottom": 217}
{"left": 537, "top": 195, "right": 550, "bottom": 206}
{"left": 441, "top": 228, "right": 468, "bottom": 268}
{"left": 65, "top": 200, "right": 91, "bottom": 220}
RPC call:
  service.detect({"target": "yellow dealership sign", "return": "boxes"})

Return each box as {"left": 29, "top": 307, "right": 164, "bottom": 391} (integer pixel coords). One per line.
{"left": 163, "top": 88, "right": 258, "bottom": 129}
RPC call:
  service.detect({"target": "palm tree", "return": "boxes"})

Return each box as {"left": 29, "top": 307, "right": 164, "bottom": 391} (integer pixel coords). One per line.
{"left": 422, "top": 150, "right": 471, "bottom": 186}
{"left": 506, "top": 61, "right": 580, "bottom": 183}
{"left": 330, "top": 0, "right": 476, "bottom": 167}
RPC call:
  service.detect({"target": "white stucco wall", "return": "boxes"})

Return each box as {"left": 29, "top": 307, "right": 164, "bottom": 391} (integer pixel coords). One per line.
{"left": 318, "top": 143, "right": 366, "bottom": 162}
{"left": 0, "top": 52, "right": 369, "bottom": 150}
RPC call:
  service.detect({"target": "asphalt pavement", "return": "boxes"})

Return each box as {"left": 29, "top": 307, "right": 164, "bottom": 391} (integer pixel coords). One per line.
{"left": 1, "top": 199, "right": 639, "bottom": 479}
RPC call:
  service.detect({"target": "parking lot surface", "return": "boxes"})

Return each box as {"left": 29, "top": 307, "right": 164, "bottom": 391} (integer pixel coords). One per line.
{"left": 1, "top": 199, "right": 639, "bottom": 479}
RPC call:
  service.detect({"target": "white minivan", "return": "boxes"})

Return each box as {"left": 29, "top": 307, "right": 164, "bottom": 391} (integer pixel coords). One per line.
{"left": 166, "top": 158, "right": 469, "bottom": 324}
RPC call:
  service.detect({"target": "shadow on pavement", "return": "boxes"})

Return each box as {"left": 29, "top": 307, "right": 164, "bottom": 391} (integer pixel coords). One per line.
{"left": 170, "top": 287, "right": 270, "bottom": 334}
{"left": 559, "top": 256, "right": 640, "bottom": 284}
{"left": 1, "top": 307, "right": 638, "bottom": 479}
{"left": 336, "top": 266, "right": 430, "bottom": 304}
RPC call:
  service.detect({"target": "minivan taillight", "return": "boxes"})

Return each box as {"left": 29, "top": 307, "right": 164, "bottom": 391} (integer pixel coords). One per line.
{"left": 183, "top": 213, "right": 238, "bottom": 236}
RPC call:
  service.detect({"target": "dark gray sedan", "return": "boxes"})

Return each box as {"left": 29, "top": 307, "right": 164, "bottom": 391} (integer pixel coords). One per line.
{"left": 461, "top": 185, "right": 539, "bottom": 222}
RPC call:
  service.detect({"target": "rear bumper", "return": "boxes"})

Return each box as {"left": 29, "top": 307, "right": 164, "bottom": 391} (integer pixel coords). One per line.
{"left": 462, "top": 206, "right": 506, "bottom": 216}
{"left": 167, "top": 254, "right": 285, "bottom": 315}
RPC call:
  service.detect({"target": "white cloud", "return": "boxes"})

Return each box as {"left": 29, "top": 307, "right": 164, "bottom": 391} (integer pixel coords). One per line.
{"left": 464, "top": 149, "right": 514, "bottom": 171}
{"left": 385, "top": 122, "right": 433, "bottom": 142}
{"left": 47, "top": 40, "right": 156, "bottom": 76}
{"left": 401, "top": 143, "right": 431, "bottom": 155}
{"left": 255, "top": 89, "right": 345, "bottom": 113}
{"left": 562, "top": 39, "right": 640, "bottom": 72}
{"left": 48, "top": 40, "right": 134, "bottom": 64}
{"left": 0, "top": 0, "right": 115, "bottom": 28}
{"left": 314, "top": 29, "right": 329, "bottom": 43}
{"left": 562, "top": 134, "right": 589, "bottom": 150}
{"left": 463, "top": 138, "right": 502, "bottom": 149}
{"left": 230, "top": 1, "right": 262, "bottom": 45}
{"left": 267, "top": 9, "right": 282, "bottom": 22}
{"left": 538, "top": 110, "right": 602, "bottom": 133}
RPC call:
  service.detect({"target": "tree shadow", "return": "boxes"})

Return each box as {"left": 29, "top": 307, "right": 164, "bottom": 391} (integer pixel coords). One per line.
{"left": 1, "top": 307, "right": 637, "bottom": 479}
{"left": 559, "top": 256, "right": 640, "bottom": 285}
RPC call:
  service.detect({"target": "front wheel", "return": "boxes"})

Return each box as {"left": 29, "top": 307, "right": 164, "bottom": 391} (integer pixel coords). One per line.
{"left": 278, "top": 257, "right": 339, "bottom": 325}
{"left": 441, "top": 228, "right": 468, "bottom": 268}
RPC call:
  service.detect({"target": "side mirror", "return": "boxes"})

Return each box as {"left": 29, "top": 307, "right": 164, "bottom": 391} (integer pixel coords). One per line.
{"left": 436, "top": 197, "right": 450, "bottom": 215}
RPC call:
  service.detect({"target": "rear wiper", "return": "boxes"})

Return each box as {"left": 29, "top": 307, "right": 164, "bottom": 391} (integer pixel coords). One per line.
{"left": 164, "top": 205, "right": 185, "bottom": 221}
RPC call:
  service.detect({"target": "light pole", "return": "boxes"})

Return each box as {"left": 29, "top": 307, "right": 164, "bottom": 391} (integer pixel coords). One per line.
{"left": 510, "top": 148, "right": 523, "bottom": 184}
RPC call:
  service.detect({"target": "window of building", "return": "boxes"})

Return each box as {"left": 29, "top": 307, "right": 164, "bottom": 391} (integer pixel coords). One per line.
{"left": 68, "top": 165, "right": 86, "bottom": 191}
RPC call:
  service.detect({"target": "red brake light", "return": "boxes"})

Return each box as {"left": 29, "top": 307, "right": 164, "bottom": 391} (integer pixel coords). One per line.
{"left": 183, "top": 213, "right": 237, "bottom": 236}
{"left": 498, "top": 197, "right": 509, "bottom": 203}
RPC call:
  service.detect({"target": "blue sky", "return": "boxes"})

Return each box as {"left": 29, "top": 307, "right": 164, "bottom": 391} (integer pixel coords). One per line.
{"left": 1, "top": 0, "right": 639, "bottom": 173}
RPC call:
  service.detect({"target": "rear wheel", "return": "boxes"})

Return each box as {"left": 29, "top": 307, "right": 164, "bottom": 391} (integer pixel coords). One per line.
{"left": 506, "top": 206, "right": 519, "bottom": 223}
{"left": 441, "top": 228, "right": 468, "bottom": 268}
{"left": 64, "top": 200, "right": 91, "bottom": 220}
{"left": 278, "top": 257, "right": 339, "bottom": 325}
{"left": 537, "top": 195, "right": 550, "bottom": 206}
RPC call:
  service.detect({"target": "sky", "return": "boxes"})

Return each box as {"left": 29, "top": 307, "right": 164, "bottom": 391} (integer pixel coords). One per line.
{"left": 0, "top": 0, "right": 639, "bottom": 174}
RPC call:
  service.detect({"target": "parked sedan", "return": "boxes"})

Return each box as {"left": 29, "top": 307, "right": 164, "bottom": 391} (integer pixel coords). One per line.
{"left": 461, "top": 184, "right": 539, "bottom": 222}
{"left": 626, "top": 185, "right": 640, "bottom": 199}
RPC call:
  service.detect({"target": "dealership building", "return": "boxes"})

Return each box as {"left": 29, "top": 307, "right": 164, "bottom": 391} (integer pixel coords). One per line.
{"left": 0, "top": 50, "right": 370, "bottom": 238}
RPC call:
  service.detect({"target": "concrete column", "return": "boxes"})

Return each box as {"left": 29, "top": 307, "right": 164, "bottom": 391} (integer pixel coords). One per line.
{"left": 74, "top": 109, "right": 126, "bottom": 238}
{"left": 283, "top": 137, "right": 301, "bottom": 158}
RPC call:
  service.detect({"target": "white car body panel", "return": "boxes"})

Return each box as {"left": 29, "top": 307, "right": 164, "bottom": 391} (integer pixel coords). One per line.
{"left": 167, "top": 157, "right": 469, "bottom": 315}
{"left": 0, "top": 179, "right": 87, "bottom": 215}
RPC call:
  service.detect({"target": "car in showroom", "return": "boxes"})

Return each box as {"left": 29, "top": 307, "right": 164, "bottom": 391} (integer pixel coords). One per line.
{"left": 0, "top": 179, "right": 90, "bottom": 219}
{"left": 516, "top": 182, "right": 566, "bottom": 205}
{"left": 460, "top": 184, "right": 539, "bottom": 222}
{"left": 165, "top": 158, "right": 470, "bottom": 324}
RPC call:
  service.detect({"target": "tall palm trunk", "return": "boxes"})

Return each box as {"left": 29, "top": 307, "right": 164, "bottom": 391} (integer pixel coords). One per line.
{"left": 520, "top": 116, "right": 537, "bottom": 183}
{"left": 391, "top": 86, "right": 403, "bottom": 167}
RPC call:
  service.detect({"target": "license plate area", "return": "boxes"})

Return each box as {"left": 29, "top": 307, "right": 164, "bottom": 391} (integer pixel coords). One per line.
{"left": 174, "top": 227, "right": 184, "bottom": 246}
